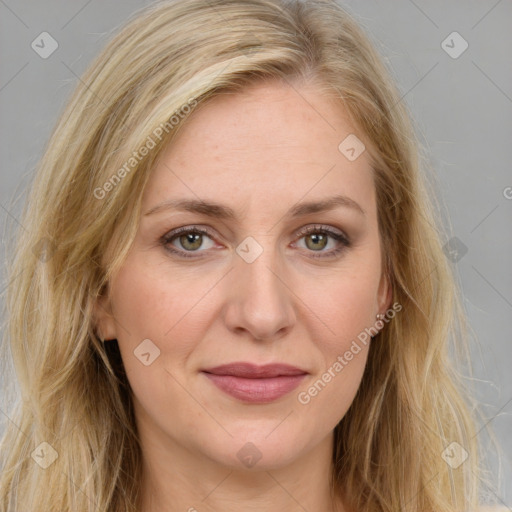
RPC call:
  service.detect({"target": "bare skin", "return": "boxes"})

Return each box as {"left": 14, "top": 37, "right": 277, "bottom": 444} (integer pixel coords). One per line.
{"left": 95, "top": 78, "right": 391, "bottom": 512}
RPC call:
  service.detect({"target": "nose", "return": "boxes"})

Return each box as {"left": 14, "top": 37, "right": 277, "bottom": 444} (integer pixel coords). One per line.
{"left": 222, "top": 239, "right": 296, "bottom": 342}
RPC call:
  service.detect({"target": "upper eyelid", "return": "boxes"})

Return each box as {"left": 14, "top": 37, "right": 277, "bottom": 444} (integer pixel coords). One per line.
{"left": 163, "top": 224, "right": 347, "bottom": 241}
{"left": 296, "top": 224, "right": 348, "bottom": 238}
{"left": 162, "top": 224, "right": 349, "bottom": 251}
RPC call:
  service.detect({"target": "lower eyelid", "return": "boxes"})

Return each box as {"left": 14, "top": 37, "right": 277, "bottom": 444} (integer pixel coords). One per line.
{"left": 294, "top": 235, "right": 349, "bottom": 257}
{"left": 161, "top": 227, "right": 350, "bottom": 258}
{"left": 163, "top": 230, "right": 215, "bottom": 254}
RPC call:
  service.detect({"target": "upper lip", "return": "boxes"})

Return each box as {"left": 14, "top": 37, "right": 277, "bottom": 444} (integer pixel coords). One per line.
{"left": 202, "top": 362, "right": 308, "bottom": 378}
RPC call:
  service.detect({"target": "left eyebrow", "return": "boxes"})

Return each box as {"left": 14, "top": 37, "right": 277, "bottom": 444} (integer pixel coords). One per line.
{"left": 287, "top": 194, "right": 366, "bottom": 217}
{"left": 143, "top": 194, "right": 366, "bottom": 219}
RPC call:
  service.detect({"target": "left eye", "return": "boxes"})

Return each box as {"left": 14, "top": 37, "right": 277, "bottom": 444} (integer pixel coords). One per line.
{"left": 161, "top": 225, "right": 350, "bottom": 259}
{"left": 292, "top": 225, "right": 350, "bottom": 259}
{"left": 296, "top": 230, "right": 336, "bottom": 251}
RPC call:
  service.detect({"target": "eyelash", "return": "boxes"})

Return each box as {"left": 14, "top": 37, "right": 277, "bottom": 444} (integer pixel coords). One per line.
{"left": 160, "top": 224, "right": 351, "bottom": 260}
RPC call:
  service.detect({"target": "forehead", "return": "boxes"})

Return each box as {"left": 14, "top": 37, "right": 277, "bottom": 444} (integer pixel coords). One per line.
{"left": 143, "top": 80, "right": 376, "bottom": 217}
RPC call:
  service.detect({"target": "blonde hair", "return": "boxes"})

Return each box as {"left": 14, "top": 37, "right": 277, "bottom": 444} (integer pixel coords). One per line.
{"left": 0, "top": 0, "right": 483, "bottom": 510}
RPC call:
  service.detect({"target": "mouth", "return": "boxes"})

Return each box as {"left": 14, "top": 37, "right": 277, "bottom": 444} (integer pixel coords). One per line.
{"left": 201, "top": 362, "right": 308, "bottom": 403}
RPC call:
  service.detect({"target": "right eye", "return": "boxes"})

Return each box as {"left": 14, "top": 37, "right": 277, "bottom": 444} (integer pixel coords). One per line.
{"left": 160, "top": 226, "right": 218, "bottom": 258}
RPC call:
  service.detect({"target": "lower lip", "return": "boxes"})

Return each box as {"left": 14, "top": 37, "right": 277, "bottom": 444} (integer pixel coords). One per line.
{"left": 202, "top": 372, "right": 307, "bottom": 403}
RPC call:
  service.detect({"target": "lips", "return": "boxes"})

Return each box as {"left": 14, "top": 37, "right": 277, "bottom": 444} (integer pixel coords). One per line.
{"left": 203, "top": 362, "right": 307, "bottom": 378}
{"left": 201, "top": 362, "right": 308, "bottom": 403}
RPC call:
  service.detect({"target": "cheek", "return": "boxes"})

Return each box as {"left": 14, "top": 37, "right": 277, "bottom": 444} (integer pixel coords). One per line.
{"left": 108, "top": 258, "right": 211, "bottom": 432}
{"left": 295, "top": 291, "right": 373, "bottom": 432}
{"left": 108, "top": 256, "right": 205, "bottom": 379}
{"left": 305, "top": 264, "right": 382, "bottom": 351}
{"left": 110, "top": 252, "right": 214, "bottom": 343}
{"left": 293, "top": 263, "right": 380, "bottom": 419}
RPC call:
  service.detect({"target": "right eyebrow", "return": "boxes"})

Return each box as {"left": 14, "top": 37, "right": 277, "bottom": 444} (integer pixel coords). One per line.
{"left": 144, "top": 194, "right": 366, "bottom": 219}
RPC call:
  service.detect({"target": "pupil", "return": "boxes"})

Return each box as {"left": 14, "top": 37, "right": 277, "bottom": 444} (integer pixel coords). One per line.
{"left": 307, "top": 233, "right": 327, "bottom": 250}
{"left": 182, "top": 233, "right": 201, "bottom": 250}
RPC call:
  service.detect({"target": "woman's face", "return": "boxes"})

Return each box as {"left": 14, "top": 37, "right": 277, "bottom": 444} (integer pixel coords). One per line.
{"left": 96, "top": 79, "right": 391, "bottom": 471}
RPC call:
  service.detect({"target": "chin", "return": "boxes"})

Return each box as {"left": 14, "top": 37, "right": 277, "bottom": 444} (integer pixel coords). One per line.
{"left": 197, "top": 426, "right": 312, "bottom": 471}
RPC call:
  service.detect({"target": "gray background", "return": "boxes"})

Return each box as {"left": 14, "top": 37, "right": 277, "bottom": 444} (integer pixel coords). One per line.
{"left": 1, "top": 0, "right": 511, "bottom": 507}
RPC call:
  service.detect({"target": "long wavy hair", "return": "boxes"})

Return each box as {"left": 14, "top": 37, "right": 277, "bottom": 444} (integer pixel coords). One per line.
{"left": 0, "top": 0, "right": 482, "bottom": 510}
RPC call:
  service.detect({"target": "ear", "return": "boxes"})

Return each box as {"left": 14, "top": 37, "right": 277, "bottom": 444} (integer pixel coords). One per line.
{"left": 376, "top": 269, "right": 393, "bottom": 315}
{"left": 92, "top": 286, "right": 118, "bottom": 341}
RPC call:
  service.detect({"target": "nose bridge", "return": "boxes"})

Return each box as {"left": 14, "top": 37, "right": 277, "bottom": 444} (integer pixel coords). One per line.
{"left": 227, "top": 234, "right": 295, "bottom": 339}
